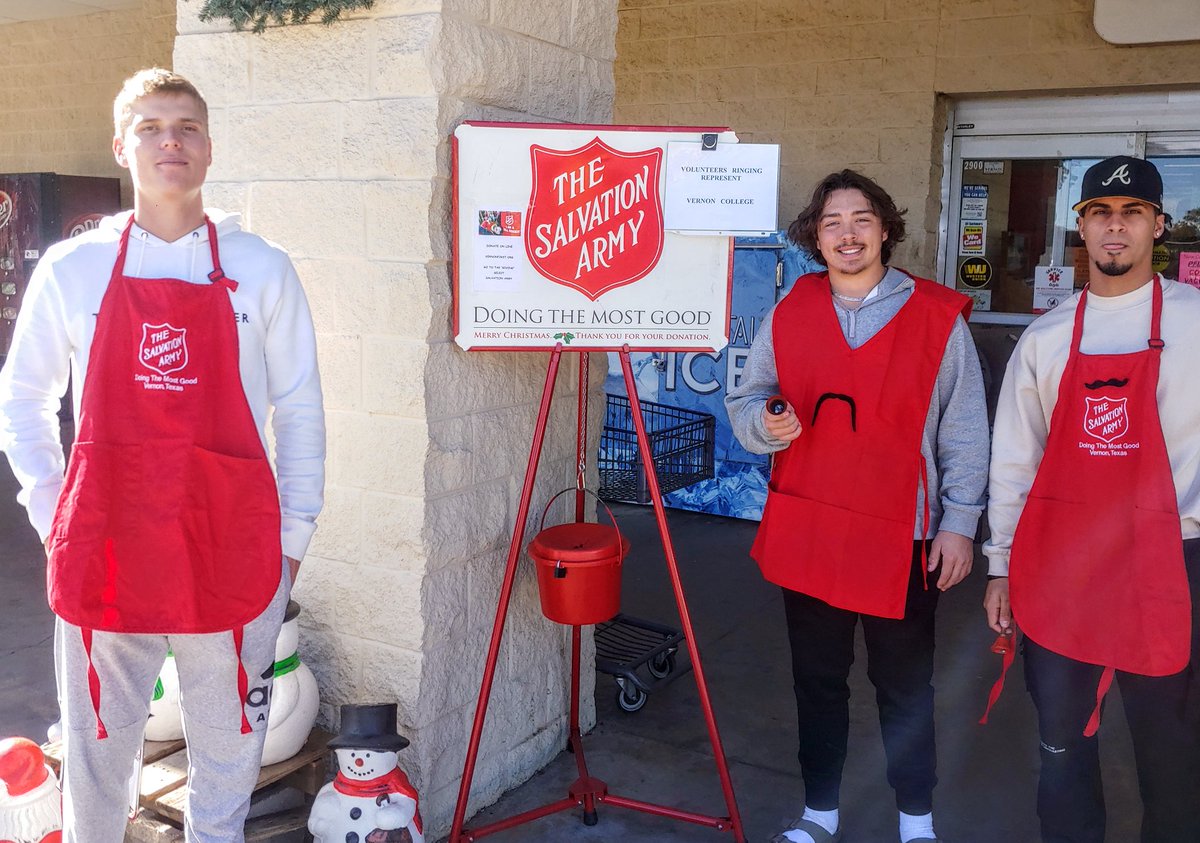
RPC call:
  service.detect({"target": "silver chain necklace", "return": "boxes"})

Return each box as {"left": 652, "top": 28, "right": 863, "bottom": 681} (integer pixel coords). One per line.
{"left": 832, "top": 290, "right": 869, "bottom": 302}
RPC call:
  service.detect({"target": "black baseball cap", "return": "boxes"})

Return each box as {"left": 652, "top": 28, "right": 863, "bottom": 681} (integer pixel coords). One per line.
{"left": 1073, "top": 156, "right": 1163, "bottom": 213}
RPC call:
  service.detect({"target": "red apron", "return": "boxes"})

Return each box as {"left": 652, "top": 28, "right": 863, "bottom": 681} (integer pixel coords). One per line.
{"left": 1010, "top": 278, "right": 1190, "bottom": 733}
{"left": 751, "top": 273, "right": 969, "bottom": 618}
{"left": 45, "top": 217, "right": 281, "bottom": 734}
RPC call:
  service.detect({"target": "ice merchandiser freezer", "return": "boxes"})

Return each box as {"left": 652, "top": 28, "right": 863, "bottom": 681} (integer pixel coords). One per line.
{"left": 0, "top": 173, "right": 122, "bottom": 358}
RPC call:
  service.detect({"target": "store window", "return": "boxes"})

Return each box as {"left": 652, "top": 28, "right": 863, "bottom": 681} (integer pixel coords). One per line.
{"left": 941, "top": 94, "right": 1200, "bottom": 324}
{"left": 1150, "top": 142, "right": 1200, "bottom": 284}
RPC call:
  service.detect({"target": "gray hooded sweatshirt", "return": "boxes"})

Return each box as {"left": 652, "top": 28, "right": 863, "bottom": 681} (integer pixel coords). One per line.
{"left": 725, "top": 266, "right": 989, "bottom": 539}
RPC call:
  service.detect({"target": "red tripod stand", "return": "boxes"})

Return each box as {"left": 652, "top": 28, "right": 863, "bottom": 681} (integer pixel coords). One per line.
{"left": 447, "top": 345, "right": 746, "bottom": 842}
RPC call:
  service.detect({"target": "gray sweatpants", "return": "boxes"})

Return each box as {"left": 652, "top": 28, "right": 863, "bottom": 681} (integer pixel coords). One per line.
{"left": 55, "top": 558, "right": 291, "bottom": 843}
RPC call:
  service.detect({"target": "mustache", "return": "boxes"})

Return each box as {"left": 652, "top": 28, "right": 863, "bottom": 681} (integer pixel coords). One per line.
{"left": 1084, "top": 377, "right": 1129, "bottom": 390}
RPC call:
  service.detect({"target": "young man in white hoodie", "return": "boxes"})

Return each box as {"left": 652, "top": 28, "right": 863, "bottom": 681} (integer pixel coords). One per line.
{"left": 0, "top": 69, "right": 325, "bottom": 842}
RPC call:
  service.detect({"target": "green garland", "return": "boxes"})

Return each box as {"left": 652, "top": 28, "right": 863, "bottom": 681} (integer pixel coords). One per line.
{"left": 193, "top": 0, "right": 376, "bottom": 33}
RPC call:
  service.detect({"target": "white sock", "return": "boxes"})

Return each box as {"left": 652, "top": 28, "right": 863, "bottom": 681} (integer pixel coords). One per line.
{"left": 783, "top": 806, "right": 839, "bottom": 842}
{"left": 899, "top": 810, "right": 935, "bottom": 842}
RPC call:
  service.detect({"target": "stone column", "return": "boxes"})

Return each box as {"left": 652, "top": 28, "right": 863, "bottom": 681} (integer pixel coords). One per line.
{"left": 174, "top": 0, "right": 617, "bottom": 834}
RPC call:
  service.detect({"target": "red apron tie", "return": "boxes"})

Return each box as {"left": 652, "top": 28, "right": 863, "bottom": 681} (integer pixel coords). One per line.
{"left": 232, "top": 625, "right": 252, "bottom": 735}
{"left": 979, "top": 630, "right": 1017, "bottom": 725}
{"left": 919, "top": 458, "right": 930, "bottom": 591}
{"left": 1083, "top": 665, "right": 1116, "bottom": 737}
{"left": 80, "top": 628, "right": 108, "bottom": 740}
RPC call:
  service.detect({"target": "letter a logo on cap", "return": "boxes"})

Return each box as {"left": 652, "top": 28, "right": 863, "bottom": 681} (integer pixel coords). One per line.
{"left": 1101, "top": 164, "right": 1132, "bottom": 187}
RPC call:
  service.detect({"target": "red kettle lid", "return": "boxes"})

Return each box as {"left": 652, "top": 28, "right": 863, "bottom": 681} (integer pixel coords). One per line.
{"left": 529, "top": 522, "right": 627, "bottom": 562}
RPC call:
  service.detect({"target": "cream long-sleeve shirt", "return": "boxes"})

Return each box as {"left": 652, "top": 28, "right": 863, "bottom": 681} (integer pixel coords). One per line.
{"left": 985, "top": 276, "right": 1200, "bottom": 576}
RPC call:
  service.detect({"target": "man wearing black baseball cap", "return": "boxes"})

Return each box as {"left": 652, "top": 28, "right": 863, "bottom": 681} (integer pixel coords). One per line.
{"left": 984, "top": 155, "right": 1200, "bottom": 841}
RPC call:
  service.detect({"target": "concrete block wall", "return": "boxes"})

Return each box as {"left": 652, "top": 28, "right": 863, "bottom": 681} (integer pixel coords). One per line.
{"left": 615, "top": 0, "right": 1200, "bottom": 277}
{"left": 0, "top": 0, "right": 174, "bottom": 204}
{"left": 175, "top": 1, "right": 617, "bottom": 835}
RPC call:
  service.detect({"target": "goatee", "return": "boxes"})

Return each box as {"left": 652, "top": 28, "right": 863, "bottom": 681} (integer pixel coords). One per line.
{"left": 1094, "top": 258, "right": 1132, "bottom": 277}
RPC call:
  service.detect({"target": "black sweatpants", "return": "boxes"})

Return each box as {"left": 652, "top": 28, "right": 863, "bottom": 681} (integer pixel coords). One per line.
{"left": 781, "top": 541, "right": 939, "bottom": 814}
{"left": 1023, "top": 539, "right": 1200, "bottom": 843}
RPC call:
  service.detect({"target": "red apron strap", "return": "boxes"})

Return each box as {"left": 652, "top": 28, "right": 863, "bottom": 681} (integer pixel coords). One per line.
{"left": 203, "top": 217, "right": 238, "bottom": 291}
{"left": 919, "top": 458, "right": 930, "bottom": 591}
{"left": 232, "top": 625, "right": 252, "bottom": 735}
{"left": 80, "top": 628, "right": 108, "bottom": 740}
{"left": 979, "top": 631, "right": 1017, "bottom": 725}
{"left": 1069, "top": 286, "right": 1089, "bottom": 355}
{"left": 1148, "top": 274, "right": 1164, "bottom": 349}
{"left": 1083, "top": 665, "right": 1116, "bottom": 737}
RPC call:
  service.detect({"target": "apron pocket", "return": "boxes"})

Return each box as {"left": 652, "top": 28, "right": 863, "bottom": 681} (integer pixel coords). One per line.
{"left": 47, "top": 441, "right": 135, "bottom": 624}
{"left": 177, "top": 445, "right": 282, "bottom": 629}
{"left": 1012, "top": 495, "right": 1189, "bottom": 675}
{"left": 755, "top": 489, "right": 912, "bottom": 616}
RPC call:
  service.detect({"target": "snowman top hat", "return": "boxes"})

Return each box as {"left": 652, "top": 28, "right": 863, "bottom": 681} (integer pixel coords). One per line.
{"left": 329, "top": 703, "right": 410, "bottom": 752}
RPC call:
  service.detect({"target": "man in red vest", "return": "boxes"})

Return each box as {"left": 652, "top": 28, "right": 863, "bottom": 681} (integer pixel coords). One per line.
{"left": 728, "top": 170, "right": 988, "bottom": 843}
{"left": 985, "top": 156, "right": 1200, "bottom": 842}
{"left": 0, "top": 69, "right": 325, "bottom": 842}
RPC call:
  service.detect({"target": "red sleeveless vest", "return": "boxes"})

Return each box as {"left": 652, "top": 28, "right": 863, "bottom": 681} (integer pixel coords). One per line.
{"left": 751, "top": 272, "right": 969, "bottom": 618}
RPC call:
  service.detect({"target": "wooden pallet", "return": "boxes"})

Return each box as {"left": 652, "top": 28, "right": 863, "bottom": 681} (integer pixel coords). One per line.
{"left": 43, "top": 728, "right": 331, "bottom": 842}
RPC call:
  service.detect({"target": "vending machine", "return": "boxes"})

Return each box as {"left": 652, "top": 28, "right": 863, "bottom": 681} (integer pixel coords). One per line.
{"left": 0, "top": 173, "right": 123, "bottom": 358}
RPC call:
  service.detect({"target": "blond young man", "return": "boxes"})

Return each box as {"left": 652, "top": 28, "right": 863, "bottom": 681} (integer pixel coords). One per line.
{"left": 0, "top": 69, "right": 324, "bottom": 842}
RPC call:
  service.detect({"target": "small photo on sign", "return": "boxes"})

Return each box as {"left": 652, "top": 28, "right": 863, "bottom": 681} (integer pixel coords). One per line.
{"left": 478, "top": 210, "right": 522, "bottom": 236}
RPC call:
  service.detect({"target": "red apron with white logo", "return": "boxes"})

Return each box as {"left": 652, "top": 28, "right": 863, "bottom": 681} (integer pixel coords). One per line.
{"left": 1010, "top": 279, "right": 1189, "bottom": 684}
{"left": 46, "top": 217, "right": 281, "bottom": 635}
{"left": 751, "top": 273, "right": 969, "bottom": 618}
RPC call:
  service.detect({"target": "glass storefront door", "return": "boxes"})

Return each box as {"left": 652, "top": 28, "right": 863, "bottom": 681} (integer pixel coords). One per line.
{"left": 943, "top": 134, "right": 1136, "bottom": 324}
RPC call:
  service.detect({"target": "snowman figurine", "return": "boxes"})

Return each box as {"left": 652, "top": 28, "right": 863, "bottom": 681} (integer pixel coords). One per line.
{"left": 260, "top": 601, "right": 320, "bottom": 766}
{"left": 308, "top": 704, "right": 423, "bottom": 843}
{"left": 0, "top": 737, "right": 62, "bottom": 843}
{"left": 145, "top": 650, "right": 183, "bottom": 742}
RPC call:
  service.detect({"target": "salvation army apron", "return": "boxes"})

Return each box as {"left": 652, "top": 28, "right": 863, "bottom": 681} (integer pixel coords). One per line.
{"left": 46, "top": 217, "right": 281, "bottom": 735}
{"left": 751, "top": 273, "right": 969, "bottom": 619}
{"left": 1009, "top": 278, "right": 1190, "bottom": 735}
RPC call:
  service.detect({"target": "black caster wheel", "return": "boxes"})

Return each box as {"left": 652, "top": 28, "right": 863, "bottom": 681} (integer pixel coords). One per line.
{"left": 647, "top": 649, "right": 677, "bottom": 679}
{"left": 616, "top": 682, "right": 647, "bottom": 713}
{"left": 583, "top": 809, "right": 599, "bottom": 826}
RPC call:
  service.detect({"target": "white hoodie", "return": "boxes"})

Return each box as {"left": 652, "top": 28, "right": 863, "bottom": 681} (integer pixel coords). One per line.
{"left": 0, "top": 209, "right": 325, "bottom": 560}
{"left": 984, "top": 276, "right": 1200, "bottom": 576}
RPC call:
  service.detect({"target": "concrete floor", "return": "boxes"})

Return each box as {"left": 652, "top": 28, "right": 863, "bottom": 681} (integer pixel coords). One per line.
{"left": 0, "top": 463, "right": 1145, "bottom": 841}
{"left": 463, "top": 504, "right": 1144, "bottom": 843}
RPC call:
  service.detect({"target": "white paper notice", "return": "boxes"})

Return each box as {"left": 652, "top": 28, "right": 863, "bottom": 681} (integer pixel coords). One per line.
{"left": 472, "top": 236, "right": 520, "bottom": 291}
{"left": 664, "top": 142, "right": 780, "bottom": 233}
{"left": 1033, "top": 265, "right": 1075, "bottom": 312}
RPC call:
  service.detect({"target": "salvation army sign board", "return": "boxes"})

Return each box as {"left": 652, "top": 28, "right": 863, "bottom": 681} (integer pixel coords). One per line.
{"left": 453, "top": 122, "right": 736, "bottom": 351}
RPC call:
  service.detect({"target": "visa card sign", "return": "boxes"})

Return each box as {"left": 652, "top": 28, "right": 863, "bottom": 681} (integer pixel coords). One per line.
{"left": 453, "top": 122, "right": 735, "bottom": 351}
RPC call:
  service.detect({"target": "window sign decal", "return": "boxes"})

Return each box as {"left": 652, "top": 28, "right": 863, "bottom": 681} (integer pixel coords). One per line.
{"left": 959, "top": 220, "right": 986, "bottom": 256}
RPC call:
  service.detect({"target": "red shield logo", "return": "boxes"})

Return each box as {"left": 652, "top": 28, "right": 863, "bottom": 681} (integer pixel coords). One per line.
{"left": 1083, "top": 395, "right": 1129, "bottom": 444}
{"left": 139, "top": 323, "right": 189, "bottom": 376}
{"left": 525, "top": 138, "right": 664, "bottom": 300}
